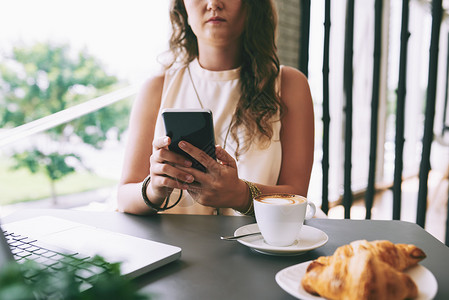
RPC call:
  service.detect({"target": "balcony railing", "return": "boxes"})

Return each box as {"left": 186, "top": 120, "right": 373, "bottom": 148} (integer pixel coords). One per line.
{"left": 0, "top": 85, "right": 139, "bottom": 148}
{"left": 298, "top": 0, "right": 449, "bottom": 244}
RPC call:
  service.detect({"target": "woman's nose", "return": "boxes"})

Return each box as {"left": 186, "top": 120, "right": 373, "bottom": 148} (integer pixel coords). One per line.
{"left": 206, "top": 0, "right": 223, "bottom": 11}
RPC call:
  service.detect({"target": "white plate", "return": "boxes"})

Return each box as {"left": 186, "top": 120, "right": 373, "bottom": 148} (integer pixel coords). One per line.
{"left": 275, "top": 260, "right": 438, "bottom": 300}
{"left": 234, "top": 223, "right": 328, "bottom": 256}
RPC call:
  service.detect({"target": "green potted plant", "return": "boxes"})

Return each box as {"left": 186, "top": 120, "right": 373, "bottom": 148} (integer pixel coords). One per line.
{"left": 0, "top": 256, "right": 149, "bottom": 300}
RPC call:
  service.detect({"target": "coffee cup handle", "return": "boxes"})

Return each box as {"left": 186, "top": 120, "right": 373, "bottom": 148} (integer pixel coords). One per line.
{"left": 304, "top": 202, "right": 316, "bottom": 220}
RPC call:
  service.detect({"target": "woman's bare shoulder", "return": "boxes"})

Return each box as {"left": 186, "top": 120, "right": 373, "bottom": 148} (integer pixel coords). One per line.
{"left": 140, "top": 72, "right": 165, "bottom": 99}
{"left": 280, "top": 66, "right": 312, "bottom": 107}
{"left": 133, "top": 72, "right": 166, "bottom": 110}
{"left": 127, "top": 72, "right": 166, "bottom": 129}
{"left": 281, "top": 66, "right": 309, "bottom": 88}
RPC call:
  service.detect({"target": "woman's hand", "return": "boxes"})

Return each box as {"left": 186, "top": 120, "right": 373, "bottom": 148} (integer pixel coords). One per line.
{"left": 147, "top": 136, "right": 195, "bottom": 202}
{"left": 176, "top": 141, "right": 248, "bottom": 211}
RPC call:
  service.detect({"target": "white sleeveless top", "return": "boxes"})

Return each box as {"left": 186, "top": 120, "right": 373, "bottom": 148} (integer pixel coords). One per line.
{"left": 154, "top": 59, "right": 282, "bottom": 215}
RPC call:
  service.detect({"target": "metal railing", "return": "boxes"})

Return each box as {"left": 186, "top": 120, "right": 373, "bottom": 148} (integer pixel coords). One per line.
{"left": 0, "top": 84, "right": 139, "bottom": 149}
{"left": 299, "top": 0, "right": 449, "bottom": 245}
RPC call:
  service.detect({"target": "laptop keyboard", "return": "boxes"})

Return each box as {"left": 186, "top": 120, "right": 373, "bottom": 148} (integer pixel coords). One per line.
{"left": 3, "top": 229, "right": 111, "bottom": 287}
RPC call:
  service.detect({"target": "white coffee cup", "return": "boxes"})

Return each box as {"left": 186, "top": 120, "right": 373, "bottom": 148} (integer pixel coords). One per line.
{"left": 253, "top": 194, "right": 316, "bottom": 247}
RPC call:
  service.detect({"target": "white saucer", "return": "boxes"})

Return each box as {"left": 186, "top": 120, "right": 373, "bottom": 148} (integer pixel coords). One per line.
{"left": 234, "top": 223, "right": 328, "bottom": 256}
{"left": 275, "top": 260, "right": 438, "bottom": 300}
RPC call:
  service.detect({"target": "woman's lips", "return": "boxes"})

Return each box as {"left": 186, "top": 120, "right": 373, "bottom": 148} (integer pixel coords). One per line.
{"left": 207, "top": 17, "right": 226, "bottom": 23}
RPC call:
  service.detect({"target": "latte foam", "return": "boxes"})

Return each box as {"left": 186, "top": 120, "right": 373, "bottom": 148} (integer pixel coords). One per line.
{"left": 256, "top": 194, "right": 305, "bottom": 205}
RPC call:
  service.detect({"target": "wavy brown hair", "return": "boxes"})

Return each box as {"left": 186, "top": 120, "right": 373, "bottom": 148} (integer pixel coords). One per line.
{"left": 167, "top": 0, "right": 282, "bottom": 158}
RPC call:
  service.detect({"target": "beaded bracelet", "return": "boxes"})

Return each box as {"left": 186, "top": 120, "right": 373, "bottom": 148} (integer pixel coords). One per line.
{"left": 240, "top": 180, "right": 261, "bottom": 216}
{"left": 141, "top": 174, "right": 183, "bottom": 212}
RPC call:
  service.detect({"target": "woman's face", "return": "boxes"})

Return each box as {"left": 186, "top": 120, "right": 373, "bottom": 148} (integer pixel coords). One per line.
{"left": 183, "top": 0, "right": 247, "bottom": 47}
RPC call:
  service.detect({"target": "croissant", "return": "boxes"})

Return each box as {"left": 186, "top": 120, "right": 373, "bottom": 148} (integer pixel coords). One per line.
{"left": 302, "top": 251, "right": 418, "bottom": 300}
{"left": 316, "top": 240, "right": 426, "bottom": 271}
{"left": 301, "top": 240, "right": 426, "bottom": 300}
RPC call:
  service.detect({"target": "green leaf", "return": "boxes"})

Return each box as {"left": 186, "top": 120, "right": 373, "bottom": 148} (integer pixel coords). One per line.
{"left": 0, "top": 256, "right": 150, "bottom": 300}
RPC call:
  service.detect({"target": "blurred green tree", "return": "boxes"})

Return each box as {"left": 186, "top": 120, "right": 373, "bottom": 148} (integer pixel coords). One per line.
{"left": 0, "top": 42, "right": 130, "bottom": 203}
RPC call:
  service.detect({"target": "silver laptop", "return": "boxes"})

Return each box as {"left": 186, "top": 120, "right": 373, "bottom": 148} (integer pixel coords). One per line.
{"left": 0, "top": 216, "right": 181, "bottom": 278}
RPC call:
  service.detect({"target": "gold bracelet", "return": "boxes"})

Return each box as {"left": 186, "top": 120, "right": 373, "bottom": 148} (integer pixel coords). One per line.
{"left": 240, "top": 180, "right": 261, "bottom": 216}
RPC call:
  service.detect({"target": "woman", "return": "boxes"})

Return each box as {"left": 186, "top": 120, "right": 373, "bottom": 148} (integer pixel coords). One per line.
{"left": 117, "top": 0, "right": 314, "bottom": 216}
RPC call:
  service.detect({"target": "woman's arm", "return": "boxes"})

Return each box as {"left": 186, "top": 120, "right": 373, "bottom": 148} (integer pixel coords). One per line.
{"left": 118, "top": 73, "right": 199, "bottom": 215}
{"left": 276, "top": 66, "right": 315, "bottom": 197}
{"left": 116, "top": 75, "right": 164, "bottom": 214}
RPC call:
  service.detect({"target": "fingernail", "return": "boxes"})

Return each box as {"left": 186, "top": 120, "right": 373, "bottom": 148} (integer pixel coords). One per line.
{"left": 184, "top": 160, "right": 192, "bottom": 167}
{"left": 179, "top": 141, "right": 186, "bottom": 148}
{"left": 185, "top": 175, "right": 194, "bottom": 182}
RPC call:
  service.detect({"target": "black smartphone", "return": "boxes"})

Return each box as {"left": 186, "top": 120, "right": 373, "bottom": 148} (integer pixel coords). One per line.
{"left": 162, "top": 108, "right": 216, "bottom": 172}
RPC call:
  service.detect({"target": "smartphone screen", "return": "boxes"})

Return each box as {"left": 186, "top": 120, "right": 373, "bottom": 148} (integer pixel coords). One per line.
{"left": 162, "top": 108, "right": 216, "bottom": 172}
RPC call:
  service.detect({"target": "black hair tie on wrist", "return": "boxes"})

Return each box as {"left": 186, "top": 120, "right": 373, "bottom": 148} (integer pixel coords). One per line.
{"left": 141, "top": 174, "right": 183, "bottom": 212}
